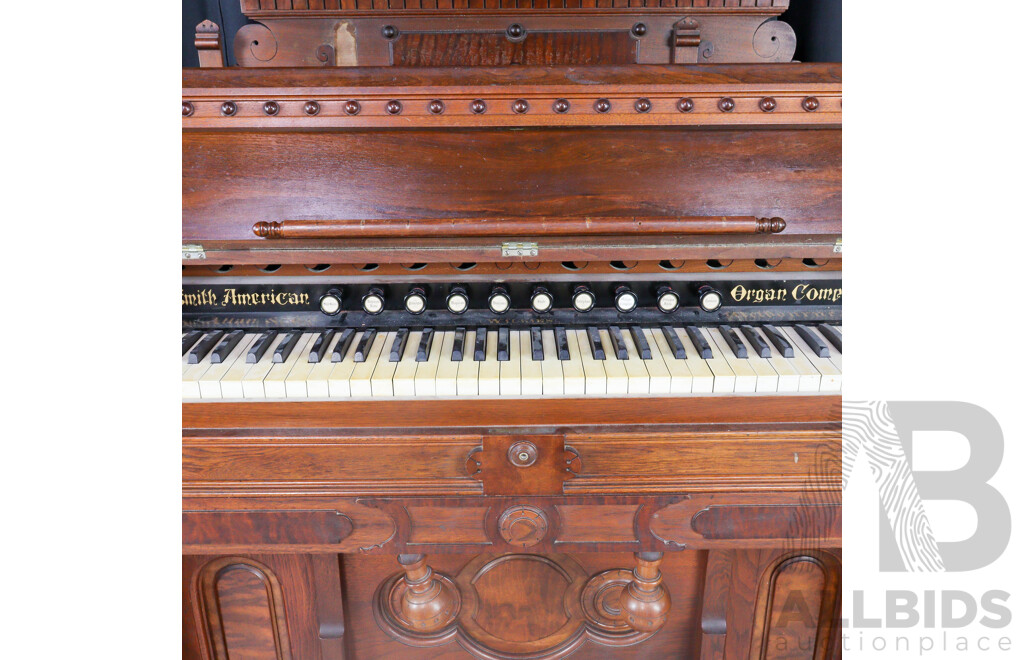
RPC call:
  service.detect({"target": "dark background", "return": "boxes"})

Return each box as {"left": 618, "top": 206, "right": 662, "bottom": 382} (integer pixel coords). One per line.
{"left": 183, "top": 0, "right": 840, "bottom": 66}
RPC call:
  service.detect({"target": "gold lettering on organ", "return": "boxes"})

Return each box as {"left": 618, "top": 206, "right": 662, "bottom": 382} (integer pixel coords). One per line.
{"left": 730, "top": 284, "right": 841, "bottom": 304}
{"left": 182, "top": 288, "right": 310, "bottom": 307}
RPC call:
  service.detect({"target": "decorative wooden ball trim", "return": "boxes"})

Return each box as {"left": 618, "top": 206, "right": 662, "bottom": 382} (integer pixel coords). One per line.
{"left": 594, "top": 98, "right": 611, "bottom": 113}
{"left": 470, "top": 99, "right": 486, "bottom": 114}
{"left": 677, "top": 98, "right": 694, "bottom": 113}
{"left": 262, "top": 100, "right": 279, "bottom": 116}
{"left": 344, "top": 100, "right": 361, "bottom": 116}
{"left": 631, "top": 22, "right": 647, "bottom": 37}
{"left": 718, "top": 97, "right": 735, "bottom": 113}
{"left": 385, "top": 100, "right": 403, "bottom": 115}
{"left": 182, "top": 101, "right": 194, "bottom": 117}
{"left": 512, "top": 99, "right": 529, "bottom": 114}
{"left": 382, "top": 25, "right": 398, "bottom": 39}
{"left": 553, "top": 99, "right": 570, "bottom": 114}
{"left": 303, "top": 100, "right": 320, "bottom": 116}
{"left": 220, "top": 101, "right": 236, "bottom": 116}
{"left": 428, "top": 100, "right": 445, "bottom": 115}
{"left": 634, "top": 98, "right": 652, "bottom": 113}
{"left": 759, "top": 97, "right": 777, "bottom": 113}
{"left": 802, "top": 96, "right": 820, "bottom": 112}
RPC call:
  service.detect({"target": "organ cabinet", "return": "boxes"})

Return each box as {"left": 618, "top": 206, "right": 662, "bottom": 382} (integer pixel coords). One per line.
{"left": 183, "top": 3, "right": 841, "bottom": 658}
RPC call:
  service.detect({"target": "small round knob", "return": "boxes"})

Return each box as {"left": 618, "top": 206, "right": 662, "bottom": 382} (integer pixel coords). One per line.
{"left": 385, "top": 100, "right": 402, "bottom": 115}
{"left": 677, "top": 98, "right": 694, "bottom": 113}
{"left": 553, "top": 99, "right": 570, "bottom": 114}
{"left": 319, "top": 289, "right": 343, "bottom": 316}
{"left": 594, "top": 98, "right": 611, "bottom": 113}
{"left": 488, "top": 286, "right": 511, "bottom": 314}
{"left": 512, "top": 99, "right": 529, "bottom": 114}
{"left": 446, "top": 286, "right": 469, "bottom": 314}
{"left": 631, "top": 23, "right": 647, "bottom": 37}
{"left": 303, "top": 100, "right": 320, "bottom": 116}
{"left": 507, "top": 441, "right": 538, "bottom": 467}
{"left": 344, "top": 100, "right": 361, "bottom": 116}
{"left": 572, "top": 285, "right": 596, "bottom": 313}
{"left": 802, "top": 96, "right": 820, "bottom": 112}
{"left": 697, "top": 285, "right": 723, "bottom": 313}
{"left": 220, "top": 101, "right": 237, "bottom": 116}
{"left": 759, "top": 97, "right": 777, "bottom": 113}
{"left": 656, "top": 286, "right": 680, "bottom": 313}
{"left": 614, "top": 286, "right": 638, "bottom": 314}
{"left": 530, "top": 286, "right": 554, "bottom": 314}
{"left": 182, "top": 101, "right": 194, "bottom": 117}
{"left": 263, "top": 100, "right": 279, "bottom": 116}
{"left": 362, "top": 288, "right": 385, "bottom": 315}
{"left": 428, "top": 100, "right": 445, "bottom": 115}
{"left": 382, "top": 25, "right": 398, "bottom": 39}
{"left": 506, "top": 24, "right": 525, "bottom": 39}
{"left": 718, "top": 97, "right": 735, "bottom": 112}
{"left": 634, "top": 98, "right": 652, "bottom": 113}
{"left": 404, "top": 287, "right": 427, "bottom": 315}
{"left": 470, "top": 99, "right": 487, "bottom": 114}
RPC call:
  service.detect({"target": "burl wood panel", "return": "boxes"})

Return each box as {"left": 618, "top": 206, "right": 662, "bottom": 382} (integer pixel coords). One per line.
{"left": 182, "top": 127, "right": 839, "bottom": 248}
{"left": 394, "top": 31, "right": 637, "bottom": 67}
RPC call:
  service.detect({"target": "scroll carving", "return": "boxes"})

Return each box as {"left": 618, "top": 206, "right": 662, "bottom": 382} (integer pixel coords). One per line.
{"left": 753, "top": 19, "right": 797, "bottom": 62}
{"left": 234, "top": 22, "right": 279, "bottom": 65}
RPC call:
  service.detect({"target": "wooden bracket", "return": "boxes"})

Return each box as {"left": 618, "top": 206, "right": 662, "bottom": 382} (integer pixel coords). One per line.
{"left": 195, "top": 20, "right": 226, "bottom": 68}
{"left": 671, "top": 17, "right": 701, "bottom": 64}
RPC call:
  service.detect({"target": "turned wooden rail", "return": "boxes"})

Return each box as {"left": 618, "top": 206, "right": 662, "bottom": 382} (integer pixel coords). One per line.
{"left": 252, "top": 216, "right": 786, "bottom": 239}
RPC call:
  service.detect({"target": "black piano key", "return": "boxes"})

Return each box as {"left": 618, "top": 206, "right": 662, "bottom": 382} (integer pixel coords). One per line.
{"left": 247, "top": 330, "right": 278, "bottom": 364}
{"left": 273, "top": 331, "right": 302, "bottom": 363}
{"left": 390, "top": 328, "right": 410, "bottom": 362}
{"left": 416, "top": 328, "right": 434, "bottom": 362}
{"left": 554, "top": 327, "right": 570, "bottom": 361}
{"left": 188, "top": 330, "right": 224, "bottom": 364}
{"left": 210, "top": 330, "right": 244, "bottom": 364}
{"left": 182, "top": 330, "right": 203, "bottom": 356}
{"left": 331, "top": 328, "right": 357, "bottom": 362}
{"left": 629, "top": 326, "right": 652, "bottom": 359}
{"left": 609, "top": 326, "right": 629, "bottom": 360}
{"left": 661, "top": 326, "right": 686, "bottom": 359}
{"left": 353, "top": 329, "right": 377, "bottom": 363}
{"left": 308, "top": 329, "right": 336, "bottom": 363}
{"left": 530, "top": 327, "right": 544, "bottom": 361}
{"left": 586, "top": 327, "right": 606, "bottom": 361}
{"left": 685, "top": 326, "right": 714, "bottom": 359}
{"left": 818, "top": 324, "right": 843, "bottom": 353}
{"left": 795, "top": 324, "right": 830, "bottom": 358}
{"left": 740, "top": 325, "right": 771, "bottom": 358}
{"left": 452, "top": 327, "right": 466, "bottom": 362}
{"left": 719, "top": 325, "right": 748, "bottom": 359}
{"left": 497, "top": 327, "right": 510, "bottom": 362}
{"left": 474, "top": 327, "right": 487, "bottom": 361}
{"left": 761, "top": 325, "right": 794, "bottom": 358}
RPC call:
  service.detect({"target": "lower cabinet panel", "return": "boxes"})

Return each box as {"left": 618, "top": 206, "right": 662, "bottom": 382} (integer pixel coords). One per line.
{"left": 183, "top": 548, "right": 840, "bottom": 660}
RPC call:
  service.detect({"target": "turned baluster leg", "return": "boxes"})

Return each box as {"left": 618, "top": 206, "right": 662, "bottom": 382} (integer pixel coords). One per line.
{"left": 395, "top": 554, "right": 459, "bottom": 633}
{"left": 618, "top": 552, "right": 671, "bottom": 632}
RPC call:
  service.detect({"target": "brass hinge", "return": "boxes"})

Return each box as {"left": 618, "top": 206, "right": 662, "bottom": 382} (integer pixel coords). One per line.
{"left": 182, "top": 244, "right": 207, "bottom": 260}
{"left": 501, "top": 241, "right": 539, "bottom": 257}
{"left": 833, "top": 239, "right": 843, "bottom": 254}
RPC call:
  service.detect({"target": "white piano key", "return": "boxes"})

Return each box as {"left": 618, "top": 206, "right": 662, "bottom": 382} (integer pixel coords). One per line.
{"left": 393, "top": 330, "right": 422, "bottom": 397}
{"left": 561, "top": 329, "right": 587, "bottom": 395}
{"left": 771, "top": 327, "right": 822, "bottom": 392}
{"left": 415, "top": 330, "right": 444, "bottom": 396}
{"left": 328, "top": 330, "right": 367, "bottom": 398}
{"left": 707, "top": 328, "right": 757, "bottom": 393}
{"left": 618, "top": 330, "right": 650, "bottom": 395}
{"left": 241, "top": 333, "right": 288, "bottom": 399}
{"left": 199, "top": 333, "right": 258, "bottom": 399}
{"left": 369, "top": 331, "right": 400, "bottom": 397}
{"left": 456, "top": 329, "right": 480, "bottom": 396}
{"left": 218, "top": 335, "right": 260, "bottom": 399}
{"left": 573, "top": 329, "right": 606, "bottom": 395}
{"left": 640, "top": 328, "right": 674, "bottom": 395}
{"left": 306, "top": 332, "right": 342, "bottom": 398}
{"left": 265, "top": 333, "right": 315, "bottom": 398}
{"left": 673, "top": 328, "right": 722, "bottom": 393}
{"left": 350, "top": 331, "right": 387, "bottom": 397}
{"left": 284, "top": 333, "right": 321, "bottom": 398}
{"left": 478, "top": 330, "right": 501, "bottom": 396}
{"left": 781, "top": 326, "right": 841, "bottom": 392}
{"left": 435, "top": 331, "right": 460, "bottom": 396}
{"left": 749, "top": 327, "right": 800, "bottom": 393}
{"left": 540, "top": 329, "right": 564, "bottom": 395}
{"left": 598, "top": 329, "right": 629, "bottom": 394}
{"left": 520, "top": 331, "right": 544, "bottom": 395}
{"left": 649, "top": 328, "right": 693, "bottom": 394}
{"left": 182, "top": 347, "right": 215, "bottom": 400}
{"left": 730, "top": 330, "right": 780, "bottom": 393}
{"left": 500, "top": 330, "right": 522, "bottom": 396}
{"left": 687, "top": 327, "right": 735, "bottom": 393}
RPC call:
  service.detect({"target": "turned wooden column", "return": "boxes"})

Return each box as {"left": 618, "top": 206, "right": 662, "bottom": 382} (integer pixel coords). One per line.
{"left": 394, "top": 554, "right": 459, "bottom": 633}
{"left": 618, "top": 552, "right": 671, "bottom": 632}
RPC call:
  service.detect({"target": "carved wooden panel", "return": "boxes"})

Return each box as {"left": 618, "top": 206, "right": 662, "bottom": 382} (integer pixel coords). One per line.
{"left": 392, "top": 31, "right": 638, "bottom": 66}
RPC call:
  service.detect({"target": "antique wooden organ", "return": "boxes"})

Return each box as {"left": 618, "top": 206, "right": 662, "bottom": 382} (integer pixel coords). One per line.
{"left": 183, "top": 2, "right": 841, "bottom": 658}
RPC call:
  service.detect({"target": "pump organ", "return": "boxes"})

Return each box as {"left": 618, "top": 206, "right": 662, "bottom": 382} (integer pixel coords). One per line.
{"left": 182, "top": 3, "right": 841, "bottom": 658}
